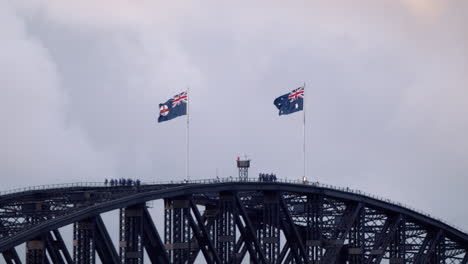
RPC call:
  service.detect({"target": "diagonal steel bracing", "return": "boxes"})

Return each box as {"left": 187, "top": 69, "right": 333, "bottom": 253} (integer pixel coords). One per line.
{"left": 188, "top": 199, "right": 221, "bottom": 264}
{"left": 52, "top": 230, "right": 72, "bottom": 264}
{"left": 322, "top": 202, "right": 363, "bottom": 264}
{"left": 187, "top": 217, "right": 214, "bottom": 263}
{"left": 234, "top": 193, "right": 268, "bottom": 264}
{"left": 3, "top": 248, "right": 22, "bottom": 264}
{"left": 0, "top": 182, "right": 467, "bottom": 263}
{"left": 368, "top": 214, "right": 403, "bottom": 264}
{"left": 416, "top": 229, "right": 444, "bottom": 264}
{"left": 413, "top": 231, "right": 433, "bottom": 263}
{"left": 279, "top": 196, "right": 308, "bottom": 263}
{"left": 277, "top": 241, "right": 289, "bottom": 264}
{"left": 141, "top": 207, "right": 170, "bottom": 264}
{"left": 94, "top": 216, "right": 119, "bottom": 264}
{"left": 45, "top": 230, "right": 73, "bottom": 264}
{"left": 461, "top": 251, "right": 468, "bottom": 264}
{"left": 232, "top": 241, "right": 248, "bottom": 264}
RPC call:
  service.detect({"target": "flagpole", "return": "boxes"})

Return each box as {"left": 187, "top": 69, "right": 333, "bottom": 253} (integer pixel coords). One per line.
{"left": 186, "top": 86, "right": 190, "bottom": 182}
{"left": 303, "top": 82, "right": 306, "bottom": 182}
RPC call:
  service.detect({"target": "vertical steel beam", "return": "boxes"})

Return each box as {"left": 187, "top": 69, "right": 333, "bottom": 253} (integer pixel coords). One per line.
{"left": 73, "top": 219, "right": 96, "bottom": 264}
{"left": 164, "top": 198, "right": 193, "bottom": 263}
{"left": 119, "top": 205, "right": 144, "bottom": 264}
{"left": 391, "top": 217, "right": 407, "bottom": 264}
{"left": 260, "top": 192, "right": 280, "bottom": 264}
{"left": 434, "top": 235, "right": 446, "bottom": 264}
{"left": 215, "top": 193, "right": 237, "bottom": 263}
{"left": 26, "top": 237, "right": 46, "bottom": 264}
{"left": 305, "top": 194, "right": 323, "bottom": 262}
{"left": 348, "top": 206, "right": 365, "bottom": 264}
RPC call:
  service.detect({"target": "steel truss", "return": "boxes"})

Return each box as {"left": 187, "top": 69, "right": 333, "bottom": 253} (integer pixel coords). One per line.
{"left": 0, "top": 182, "right": 466, "bottom": 264}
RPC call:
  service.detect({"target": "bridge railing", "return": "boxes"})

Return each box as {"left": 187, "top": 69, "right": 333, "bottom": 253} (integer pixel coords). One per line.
{"left": 0, "top": 182, "right": 107, "bottom": 196}
{"left": 1, "top": 177, "right": 466, "bottom": 235}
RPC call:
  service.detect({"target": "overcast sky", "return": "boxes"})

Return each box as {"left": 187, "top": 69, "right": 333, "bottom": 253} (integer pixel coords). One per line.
{"left": 1, "top": 0, "right": 468, "bottom": 237}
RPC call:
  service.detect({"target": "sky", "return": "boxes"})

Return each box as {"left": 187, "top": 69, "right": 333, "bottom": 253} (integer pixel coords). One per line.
{"left": 1, "top": 0, "right": 468, "bottom": 253}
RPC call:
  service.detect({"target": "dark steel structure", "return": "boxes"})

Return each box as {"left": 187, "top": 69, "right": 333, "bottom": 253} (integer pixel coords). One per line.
{"left": 0, "top": 179, "right": 467, "bottom": 264}
{"left": 237, "top": 159, "right": 250, "bottom": 181}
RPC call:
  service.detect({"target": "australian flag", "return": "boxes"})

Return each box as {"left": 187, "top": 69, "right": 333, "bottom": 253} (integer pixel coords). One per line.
{"left": 273, "top": 86, "right": 304, "bottom": 115}
{"left": 158, "top": 91, "right": 188, "bottom": 123}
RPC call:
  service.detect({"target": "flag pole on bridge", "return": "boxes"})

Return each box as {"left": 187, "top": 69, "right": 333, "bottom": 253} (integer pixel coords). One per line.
{"left": 303, "top": 82, "right": 306, "bottom": 183}
{"left": 273, "top": 83, "right": 307, "bottom": 182}
{"left": 186, "top": 85, "right": 190, "bottom": 182}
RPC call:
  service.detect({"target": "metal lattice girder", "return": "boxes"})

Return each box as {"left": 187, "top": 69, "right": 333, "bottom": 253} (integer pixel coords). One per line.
{"left": 233, "top": 193, "right": 268, "bottom": 264}
{"left": 368, "top": 214, "right": 403, "bottom": 264}
{"left": 73, "top": 219, "right": 96, "bottom": 264}
{"left": 187, "top": 217, "right": 214, "bottom": 263}
{"left": 260, "top": 192, "right": 280, "bottom": 263}
{"left": 230, "top": 238, "right": 248, "bottom": 264}
{"left": 94, "top": 216, "right": 119, "bottom": 264}
{"left": 322, "top": 202, "right": 363, "bottom": 264}
{"left": 415, "top": 230, "right": 444, "bottom": 264}
{"left": 26, "top": 237, "right": 46, "bottom": 264}
{"left": 411, "top": 231, "right": 432, "bottom": 263}
{"left": 141, "top": 207, "right": 169, "bottom": 264}
{"left": 188, "top": 199, "right": 221, "bottom": 264}
{"left": 164, "top": 198, "right": 193, "bottom": 263}
{"left": 389, "top": 216, "right": 407, "bottom": 263}
{"left": 461, "top": 251, "right": 468, "bottom": 264}
{"left": 1, "top": 181, "right": 468, "bottom": 263}
{"left": 305, "top": 194, "right": 324, "bottom": 262}
{"left": 119, "top": 206, "right": 144, "bottom": 264}
{"left": 2, "top": 248, "right": 22, "bottom": 264}
{"left": 215, "top": 193, "right": 237, "bottom": 263}
{"left": 45, "top": 230, "right": 72, "bottom": 264}
{"left": 278, "top": 241, "right": 289, "bottom": 264}
{"left": 279, "top": 196, "right": 308, "bottom": 263}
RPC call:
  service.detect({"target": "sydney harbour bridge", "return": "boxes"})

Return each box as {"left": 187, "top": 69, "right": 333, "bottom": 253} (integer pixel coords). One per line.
{"left": 0, "top": 178, "right": 467, "bottom": 264}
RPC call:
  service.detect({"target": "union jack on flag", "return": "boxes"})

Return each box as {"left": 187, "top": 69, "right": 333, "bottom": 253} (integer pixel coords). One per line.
{"left": 172, "top": 91, "right": 188, "bottom": 108}
{"left": 273, "top": 85, "right": 305, "bottom": 116}
{"left": 288, "top": 86, "right": 304, "bottom": 102}
{"left": 158, "top": 91, "right": 188, "bottom": 123}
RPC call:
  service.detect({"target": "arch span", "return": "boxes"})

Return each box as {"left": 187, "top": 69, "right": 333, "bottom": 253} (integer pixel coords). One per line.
{"left": 1, "top": 180, "right": 467, "bottom": 263}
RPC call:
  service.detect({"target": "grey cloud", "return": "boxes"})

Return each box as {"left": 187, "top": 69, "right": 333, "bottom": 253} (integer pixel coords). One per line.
{"left": 2, "top": 0, "right": 468, "bottom": 237}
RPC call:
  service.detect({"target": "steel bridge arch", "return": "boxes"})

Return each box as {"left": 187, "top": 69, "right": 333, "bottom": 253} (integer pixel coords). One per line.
{"left": 1, "top": 181, "right": 467, "bottom": 264}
